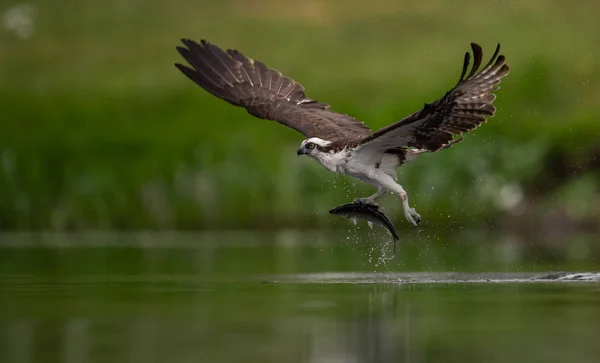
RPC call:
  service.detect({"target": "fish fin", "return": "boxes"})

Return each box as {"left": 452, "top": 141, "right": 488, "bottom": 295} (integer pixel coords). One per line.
{"left": 367, "top": 221, "right": 373, "bottom": 229}
{"left": 349, "top": 217, "right": 357, "bottom": 225}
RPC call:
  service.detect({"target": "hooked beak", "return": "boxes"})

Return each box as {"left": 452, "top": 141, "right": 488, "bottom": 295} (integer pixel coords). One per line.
{"left": 297, "top": 147, "right": 306, "bottom": 156}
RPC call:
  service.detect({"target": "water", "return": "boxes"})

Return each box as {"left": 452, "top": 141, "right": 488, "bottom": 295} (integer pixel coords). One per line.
{"left": 1, "top": 231, "right": 599, "bottom": 363}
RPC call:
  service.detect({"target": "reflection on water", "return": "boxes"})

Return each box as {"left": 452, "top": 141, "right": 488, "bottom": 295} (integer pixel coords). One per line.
{"left": 2, "top": 283, "right": 600, "bottom": 363}
{"left": 0, "top": 232, "right": 599, "bottom": 363}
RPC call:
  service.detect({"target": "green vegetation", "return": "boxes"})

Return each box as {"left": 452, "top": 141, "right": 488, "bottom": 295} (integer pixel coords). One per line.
{"left": 1, "top": 0, "right": 599, "bottom": 230}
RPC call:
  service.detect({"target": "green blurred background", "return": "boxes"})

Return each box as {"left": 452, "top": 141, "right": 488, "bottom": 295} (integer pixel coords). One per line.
{"left": 1, "top": 0, "right": 599, "bottom": 240}
{"left": 1, "top": 2, "right": 600, "bottom": 362}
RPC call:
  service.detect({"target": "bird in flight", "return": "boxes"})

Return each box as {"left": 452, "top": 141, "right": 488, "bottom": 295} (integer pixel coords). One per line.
{"left": 175, "top": 39, "right": 510, "bottom": 227}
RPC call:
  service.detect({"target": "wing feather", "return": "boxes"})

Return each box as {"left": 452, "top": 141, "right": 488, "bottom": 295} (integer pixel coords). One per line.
{"left": 176, "top": 39, "right": 371, "bottom": 140}
{"left": 357, "top": 43, "right": 510, "bottom": 156}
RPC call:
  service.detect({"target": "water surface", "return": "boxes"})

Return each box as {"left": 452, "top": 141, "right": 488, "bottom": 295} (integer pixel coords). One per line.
{"left": 1, "top": 232, "right": 599, "bottom": 363}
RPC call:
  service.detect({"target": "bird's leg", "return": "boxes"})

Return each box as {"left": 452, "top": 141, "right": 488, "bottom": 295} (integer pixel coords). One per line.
{"left": 395, "top": 184, "right": 421, "bottom": 227}
{"left": 354, "top": 189, "right": 386, "bottom": 206}
{"left": 377, "top": 174, "right": 421, "bottom": 226}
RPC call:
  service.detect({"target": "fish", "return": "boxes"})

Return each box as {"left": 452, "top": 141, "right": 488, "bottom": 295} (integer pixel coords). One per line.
{"left": 329, "top": 201, "right": 401, "bottom": 257}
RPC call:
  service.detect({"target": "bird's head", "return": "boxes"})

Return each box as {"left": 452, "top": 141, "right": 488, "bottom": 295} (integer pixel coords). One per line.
{"left": 297, "top": 138, "right": 331, "bottom": 157}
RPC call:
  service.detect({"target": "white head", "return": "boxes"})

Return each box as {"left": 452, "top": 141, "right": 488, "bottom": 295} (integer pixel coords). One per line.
{"left": 296, "top": 137, "right": 332, "bottom": 157}
{"left": 296, "top": 137, "right": 346, "bottom": 173}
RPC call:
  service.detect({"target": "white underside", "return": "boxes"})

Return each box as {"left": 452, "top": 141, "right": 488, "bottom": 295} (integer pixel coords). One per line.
{"left": 310, "top": 147, "right": 421, "bottom": 226}
{"left": 312, "top": 148, "right": 399, "bottom": 192}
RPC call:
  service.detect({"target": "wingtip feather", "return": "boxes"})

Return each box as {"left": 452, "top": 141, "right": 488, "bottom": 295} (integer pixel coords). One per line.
{"left": 470, "top": 43, "right": 482, "bottom": 54}
{"left": 458, "top": 52, "right": 470, "bottom": 84}
{"left": 176, "top": 46, "right": 190, "bottom": 58}
{"left": 467, "top": 43, "right": 483, "bottom": 79}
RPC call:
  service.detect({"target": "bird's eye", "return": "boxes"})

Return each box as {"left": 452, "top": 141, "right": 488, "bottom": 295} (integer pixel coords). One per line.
{"left": 307, "top": 142, "right": 315, "bottom": 149}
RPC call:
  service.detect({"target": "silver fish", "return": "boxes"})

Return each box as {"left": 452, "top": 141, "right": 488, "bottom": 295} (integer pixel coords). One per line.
{"left": 329, "top": 201, "right": 401, "bottom": 257}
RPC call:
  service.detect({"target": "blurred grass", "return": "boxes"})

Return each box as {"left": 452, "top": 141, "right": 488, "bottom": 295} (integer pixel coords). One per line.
{"left": 0, "top": 0, "right": 599, "bottom": 230}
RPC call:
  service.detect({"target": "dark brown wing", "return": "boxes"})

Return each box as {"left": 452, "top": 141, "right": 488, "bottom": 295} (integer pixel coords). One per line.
{"left": 175, "top": 39, "right": 371, "bottom": 140}
{"left": 357, "top": 43, "right": 510, "bottom": 154}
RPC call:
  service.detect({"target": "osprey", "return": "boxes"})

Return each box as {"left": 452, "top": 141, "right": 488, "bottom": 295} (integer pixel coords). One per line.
{"left": 175, "top": 39, "right": 510, "bottom": 226}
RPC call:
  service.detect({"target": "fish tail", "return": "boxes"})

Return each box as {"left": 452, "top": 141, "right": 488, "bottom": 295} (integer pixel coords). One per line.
{"left": 392, "top": 236, "right": 400, "bottom": 257}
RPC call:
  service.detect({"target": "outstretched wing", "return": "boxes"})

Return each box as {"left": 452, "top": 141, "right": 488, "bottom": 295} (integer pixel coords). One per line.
{"left": 175, "top": 39, "right": 371, "bottom": 141}
{"left": 356, "top": 43, "right": 510, "bottom": 157}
